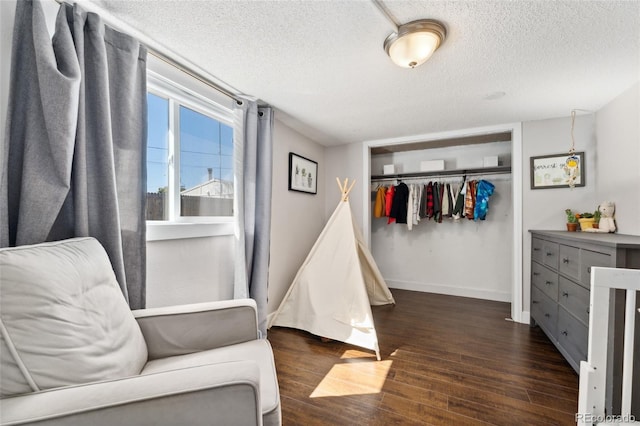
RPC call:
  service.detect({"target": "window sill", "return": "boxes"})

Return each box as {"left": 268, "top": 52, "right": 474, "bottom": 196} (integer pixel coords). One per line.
{"left": 146, "top": 220, "right": 234, "bottom": 241}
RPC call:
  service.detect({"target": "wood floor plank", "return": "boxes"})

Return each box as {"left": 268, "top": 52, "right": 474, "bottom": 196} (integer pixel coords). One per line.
{"left": 268, "top": 289, "right": 580, "bottom": 425}
{"left": 379, "top": 393, "right": 492, "bottom": 426}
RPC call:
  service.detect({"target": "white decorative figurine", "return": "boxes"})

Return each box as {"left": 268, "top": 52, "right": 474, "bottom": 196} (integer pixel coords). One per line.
{"left": 584, "top": 201, "right": 616, "bottom": 233}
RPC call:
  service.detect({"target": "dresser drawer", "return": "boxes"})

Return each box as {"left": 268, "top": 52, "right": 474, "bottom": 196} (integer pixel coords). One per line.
{"left": 541, "top": 241, "right": 559, "bottom": 270}
{"left": 532, "top": 238, "right": 545, "bottom": 264}
{"left": 558, "top": 276, "right": 590, "bottom": 326}
{"left": 559, "top": 244, "right": 580, "bottom": 281}
{"left": 532, "top": 262, "right": 558, "bottom": 301}
{"left": 557, "top": 306, "right": 588, "bottom": 366}
{"left": 580, "top": 249, "right": 611, "bottom": 289}
{"left": 532, "top": 286, "right": 557, "bottom": 338}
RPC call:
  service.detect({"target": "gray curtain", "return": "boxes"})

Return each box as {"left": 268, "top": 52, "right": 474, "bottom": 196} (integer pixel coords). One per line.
{"left": 233, "top": 97, "right": 273, "bottom": 337}
{"left": 1, "top": 0, "right": 147, "bottom": 309}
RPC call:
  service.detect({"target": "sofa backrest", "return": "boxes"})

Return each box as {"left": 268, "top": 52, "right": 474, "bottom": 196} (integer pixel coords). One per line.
{"left": 0, "top": 237, "right": 148, "bottom": 397}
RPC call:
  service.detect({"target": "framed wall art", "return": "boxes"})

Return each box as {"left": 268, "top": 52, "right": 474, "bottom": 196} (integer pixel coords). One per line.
{"left": 530, "top": 151, "right": 585, "bottom": 189}
{"left": 288, "top": 152, "right": 318, "bottom": 194}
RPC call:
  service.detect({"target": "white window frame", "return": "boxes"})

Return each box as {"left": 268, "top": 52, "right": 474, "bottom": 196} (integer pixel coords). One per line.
{"left": 146, "top": 69, "right": 235, "bottom": 241}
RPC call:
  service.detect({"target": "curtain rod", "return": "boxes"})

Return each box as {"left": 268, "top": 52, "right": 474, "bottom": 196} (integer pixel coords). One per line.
{"left": 52, "top": 0, "right": 241, "bottom": 103}
{"left": 370, "top": 166, "right": 512, "bottom": 182}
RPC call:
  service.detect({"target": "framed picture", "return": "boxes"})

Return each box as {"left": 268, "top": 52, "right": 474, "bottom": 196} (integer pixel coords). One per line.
{"left": 530, "top": 151, "right": 585, "bottom": 189}
{"left": 288, "top": 152, "right": 318, "bottom": 194}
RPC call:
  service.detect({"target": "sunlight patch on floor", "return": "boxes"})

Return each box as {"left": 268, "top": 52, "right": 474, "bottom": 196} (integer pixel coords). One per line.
{"left": 339, "top": 349, "right": 377, "bottom": 359}
{"left": 309, "top": 359, "right": 393, "bottom": 398}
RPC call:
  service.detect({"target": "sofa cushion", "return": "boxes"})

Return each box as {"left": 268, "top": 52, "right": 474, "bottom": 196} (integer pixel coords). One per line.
{"left": 0, "top": 238, "right": 148, "bottom": 397}
{"left": 141, "top": 339, "right": 280, "bottom": 423}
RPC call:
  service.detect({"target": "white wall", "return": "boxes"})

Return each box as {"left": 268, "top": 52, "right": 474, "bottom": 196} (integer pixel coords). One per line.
{"left": 146, "top": 236, "right": 234, "bottom": 307}
{"left": 267, "top": 117, "right": 326, "bottom": 314}
{"left": 595, "top": 82, "right": 640, "bottom": 236}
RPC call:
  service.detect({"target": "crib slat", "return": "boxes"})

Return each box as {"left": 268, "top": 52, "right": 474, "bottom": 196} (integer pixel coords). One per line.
{"left": 620, "top": 290, "right": 636, "bottom": 417}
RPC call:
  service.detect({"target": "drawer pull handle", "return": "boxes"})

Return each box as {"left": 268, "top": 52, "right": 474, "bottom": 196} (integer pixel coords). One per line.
{"left": 533, "top": 248, "right": 540, "bottom": 251}
{"left": 533, "top": 272, "right": 540, "bottom": 276}
{"left": 546, "top": 252, "right": 553, "bottom": 256}
{"left": 544, "top": 313, "right": 550, "bottom": 318}
{"left": 532, "top": 300, "right": 539, "bottom": 304}
{"left": 562, "top": 258, "right": 569, "bottom": 264}
{"left": 561, "top": 331, "right": 568, "bottom": 336}
{"left": 562, "top": 292, "right": 569, "bottom": 297}
{"left": 587, "top": 267, "right": 591, "bottom": 273}
{"left": 587, "top": 308, "right": 590, "bottom": 314}
{"left": 545, "top": 281, "right": 553, "bottom": 286}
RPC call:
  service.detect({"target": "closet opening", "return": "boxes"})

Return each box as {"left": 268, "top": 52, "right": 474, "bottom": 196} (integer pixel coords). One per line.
{"left": 361, "top": 124, "right": 524, "bottom": 323}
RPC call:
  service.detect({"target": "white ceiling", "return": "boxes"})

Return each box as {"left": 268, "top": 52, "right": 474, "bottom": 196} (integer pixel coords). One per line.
{"left": 89, "top": 0, "right": 639, "bottom": 146}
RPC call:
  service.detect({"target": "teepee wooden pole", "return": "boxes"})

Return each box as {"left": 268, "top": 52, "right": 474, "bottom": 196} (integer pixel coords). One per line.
{"left": 345, "top": 180, "right": 356, "bottom": 200}
{"left": 336, "top": 177, "right": 356, "bottom": 202}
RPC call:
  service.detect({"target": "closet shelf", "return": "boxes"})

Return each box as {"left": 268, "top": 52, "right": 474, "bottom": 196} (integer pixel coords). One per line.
{"left": 371, "top": 165, "right": 511, "bottom": 182}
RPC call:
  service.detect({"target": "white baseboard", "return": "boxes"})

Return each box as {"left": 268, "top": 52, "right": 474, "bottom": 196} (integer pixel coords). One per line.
{"left": 386, "top": 279, "right": 511, "bottom": 303}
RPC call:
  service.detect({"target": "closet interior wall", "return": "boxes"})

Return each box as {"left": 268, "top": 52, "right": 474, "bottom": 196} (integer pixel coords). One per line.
{"left": 370, "top": 140, "right": 513, "bottom": 302}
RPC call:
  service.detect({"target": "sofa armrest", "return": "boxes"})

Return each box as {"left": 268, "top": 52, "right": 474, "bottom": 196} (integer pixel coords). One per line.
{"left": 133, "top": 299, "right": 259, "bottom": 359}
{"left": 0, "top": 361, "right": 262, "bottom": 426}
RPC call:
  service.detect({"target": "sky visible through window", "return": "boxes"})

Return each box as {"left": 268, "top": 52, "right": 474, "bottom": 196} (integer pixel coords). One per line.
{"left": 146, "top": 93, "right": 233, "bottom": 194}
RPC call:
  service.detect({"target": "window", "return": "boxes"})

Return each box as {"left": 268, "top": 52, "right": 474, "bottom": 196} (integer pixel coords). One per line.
{"left": 145, "top": 70, "right": 234, "bottom": 225}
{"left": 146, "top": 93, "right": 170, "bottom": 220}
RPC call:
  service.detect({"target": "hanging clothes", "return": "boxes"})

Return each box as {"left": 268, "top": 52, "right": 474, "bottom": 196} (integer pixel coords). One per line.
{"left": 373, "top": 186, "right": 386, "bottom": 218}
{"left": 406, "top": 184, "right": 415, "bottom": 230}
{"left": 432, "top": 182, "right": 441, "bottom": 222}
{"left": 474, "top": 180, "right": 495, "bottom": 220}
{"left": 452, "top": 179, "right": 466, "bottom": 220}
{"left": 425, "top": 182, "right": 434, "bottom": 219}
{"left": 437, "top": 183, "right": 446, "bottom": 223}
{"left": 413, "top": 183, "right": 423, "bottom": 225}
{"left": 390, "top": 182, "right": 409, "bottom": 224}
{"left": 385, "top": 184, "right": 395, "bottom": 224}
{"left": 419, "top": 184, "right": 428, "bottom": 219}
{"left": 442, "top": 183, "right": 452, "bottom": 218}
{"left": 464, "top": 180, "right": 477, "bottom": 220}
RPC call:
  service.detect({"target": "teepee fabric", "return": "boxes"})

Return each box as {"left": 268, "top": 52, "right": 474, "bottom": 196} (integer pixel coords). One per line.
{"left": 268, "top": 193, "right": 394, "bottom": 359}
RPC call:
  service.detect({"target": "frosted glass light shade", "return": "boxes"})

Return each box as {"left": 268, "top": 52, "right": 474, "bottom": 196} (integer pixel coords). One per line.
{"left": 384, "top": 20, "right": 446, "bottom": 69}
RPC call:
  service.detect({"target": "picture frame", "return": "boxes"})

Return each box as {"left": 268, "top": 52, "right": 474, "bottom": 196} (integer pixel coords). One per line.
{"left": 530, "top": 151, "right": 585, "bottom": 189}
{"left": 288, "top": 152, "right": 318, "bottom": 194}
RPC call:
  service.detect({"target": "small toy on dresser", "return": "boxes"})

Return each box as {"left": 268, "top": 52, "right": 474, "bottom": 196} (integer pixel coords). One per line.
{"left": 584, "top": 201, "right": 616, "bottom": 233}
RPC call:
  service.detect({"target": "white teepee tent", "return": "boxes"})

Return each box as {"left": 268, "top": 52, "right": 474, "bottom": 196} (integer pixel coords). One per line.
{"left": 268, "top": 178, "right": 395, "bottom": 360}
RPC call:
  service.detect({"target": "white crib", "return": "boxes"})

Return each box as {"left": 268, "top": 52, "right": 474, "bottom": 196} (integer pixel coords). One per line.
{"left": 578, "top": 267, "right": 639, "bottom": 426}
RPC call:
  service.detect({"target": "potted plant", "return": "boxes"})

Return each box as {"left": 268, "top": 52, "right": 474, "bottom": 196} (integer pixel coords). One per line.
{"left": 578, "top": 212, "right": 595, "bottom": 230}
{"left": 565, "top": 209, "right": 578, "bottom": 231}
{"left": 592, "top": 209, "right": 601, "bottom": 229}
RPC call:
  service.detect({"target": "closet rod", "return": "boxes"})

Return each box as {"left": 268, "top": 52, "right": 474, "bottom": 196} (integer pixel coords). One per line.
{"left": 370, "top": 165, "right": 512, "bottom": 182}
{"left": 53, "top": 0, "right": 241, "bottom": 103}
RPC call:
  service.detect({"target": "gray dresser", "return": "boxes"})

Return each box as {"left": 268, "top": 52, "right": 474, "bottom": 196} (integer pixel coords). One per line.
{"left": 529, "top": 230, "right": 640, "bottom": 414}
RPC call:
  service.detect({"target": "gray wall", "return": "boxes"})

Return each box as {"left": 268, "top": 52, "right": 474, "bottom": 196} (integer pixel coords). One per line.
{"left": 267, "top": 118, "right": 326, "bottom": 314}
{"left": 521, "top": 113, "right": 598, "bottom": 309}
{"left": 595, "top": 82, "right": 640, "bottom": 236}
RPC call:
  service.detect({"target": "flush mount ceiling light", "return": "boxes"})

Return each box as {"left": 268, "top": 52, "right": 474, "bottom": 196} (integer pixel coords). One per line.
{"left": 383, "top": 19, "right": 446, "bottom": 69}
{"left": 371, "top": 0, "right": 446, "bottom": 69}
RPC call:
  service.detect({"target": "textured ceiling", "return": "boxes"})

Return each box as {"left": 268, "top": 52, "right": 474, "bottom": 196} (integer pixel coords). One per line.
{"left": 88, "top": 0, "right": 639, "bottom": 146}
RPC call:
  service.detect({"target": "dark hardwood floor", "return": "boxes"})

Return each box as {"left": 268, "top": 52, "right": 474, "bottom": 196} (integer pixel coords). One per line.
{"left": 267, "top": 289, "right": 578, "bottom": 425}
